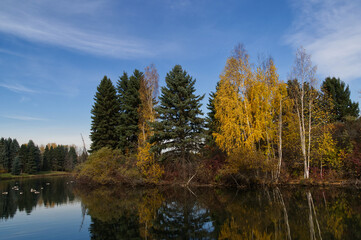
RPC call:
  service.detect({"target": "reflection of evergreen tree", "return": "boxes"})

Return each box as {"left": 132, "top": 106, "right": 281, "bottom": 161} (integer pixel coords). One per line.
{"left": 0, "top": 185, "right": 17, "bottom": 219}
{"left": 151, "top": 190, "right": 216, "bottom": 239}
{"left": 90, "top": 213, "right": 141, "bottom": 240}
{"left": 0, "top": 176, "right": 76, "bottom": 220}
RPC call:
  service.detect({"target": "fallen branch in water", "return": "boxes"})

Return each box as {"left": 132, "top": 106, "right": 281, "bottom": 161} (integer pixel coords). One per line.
{"left": 186, "top": 172, "right": 197, "bottom": 186}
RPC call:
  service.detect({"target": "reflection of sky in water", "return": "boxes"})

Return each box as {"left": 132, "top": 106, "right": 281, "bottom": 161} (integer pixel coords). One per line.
{"left": 1, "top": 201, "right": 91, "bottom": 240}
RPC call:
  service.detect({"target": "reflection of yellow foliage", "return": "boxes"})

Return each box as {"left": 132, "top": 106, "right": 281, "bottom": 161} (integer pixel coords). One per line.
{"left": 219, "top": 217, "right": 273, "bottom": 240}
{"left": 326, "top": 198, "right": 353, "bottom": 239}
{"left": 138, "top": 189, "right": 164, "bottom": 239}
{"left": 219, "top": 217, "right": 243, "bottom": 240}
{"left": 74, "top": 187, "right": 142, "bottom": 222}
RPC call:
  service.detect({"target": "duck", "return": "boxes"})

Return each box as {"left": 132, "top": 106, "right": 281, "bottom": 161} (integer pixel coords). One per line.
{"left": 2, "top": 192, "right": 8, "bottom": 195}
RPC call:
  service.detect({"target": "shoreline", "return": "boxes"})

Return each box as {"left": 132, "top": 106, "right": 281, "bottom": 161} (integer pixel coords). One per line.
{"left": 75, "top": 177, "right": 361, "bottom": 189}
{"left": 0, "top": 171, "right": 73, "bottom": 181}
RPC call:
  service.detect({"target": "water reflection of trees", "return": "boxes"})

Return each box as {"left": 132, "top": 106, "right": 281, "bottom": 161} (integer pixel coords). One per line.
{"left": 0, "top": 177, "right": 76, "bottom": 220}
{"left": 76, "top": 186, "right": 361, "bottom": 240}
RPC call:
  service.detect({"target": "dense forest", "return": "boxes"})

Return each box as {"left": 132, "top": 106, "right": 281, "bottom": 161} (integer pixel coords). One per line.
{"left": 43, "top": 45, "right": 361, "bottom": 185}
{"left": 0, "top": 138, "right": 84, "bottom": 175}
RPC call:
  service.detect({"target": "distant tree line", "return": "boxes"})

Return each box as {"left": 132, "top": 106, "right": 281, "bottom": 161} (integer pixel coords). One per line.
{"left": 0, "top": 138, "right": 80, "bottom": 175}
{"left": 84, "top": 45, "right": 360, "bottom": 185}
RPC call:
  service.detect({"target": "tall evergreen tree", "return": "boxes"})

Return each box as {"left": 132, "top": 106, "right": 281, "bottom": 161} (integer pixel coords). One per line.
{"left": 117, "top": 70, "right": 142, "bottom": 153}
{"left": 9, "top": 139, "right": 19, "bottom": 171}
{"left": 26, "top": 140, "right": 40, "bottom": 174}
{"left": 3, "top": 138, "right": 12, "bottom": 172}
{"left": 150, "top": 65, "right": 205, "bottom": 164}
{"left": 69, "top": 146, "right": 78, "bottom": 166}
{"left": 205, "top": 82, "right": 220, "bottom": 146}
{"left": 42, "top": 145, "right": 50, "bottom": 171}
{"left": 90, "top": 76, "right": 121, "bottom": 152}
{"left": 18, "top": 144, "right": 28, "bottom": 173}
{"left": 321, "top": 77, "right": 359, "bottom": 122}
{"left": 11, "top": 156, "right": 21, "bottom": 175}
{"left": 0, "top": 138, "right": 6, "bottom": 171}
{"left": 64, "top": 146, "right": 77, "bottom": 171}
{"left": 54, "top": 145, "right": 66, "bottom": 171}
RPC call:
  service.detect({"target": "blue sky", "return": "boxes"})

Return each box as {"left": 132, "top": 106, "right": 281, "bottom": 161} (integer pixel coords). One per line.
{"left": 0, "top": 0, "right": 360, "bottom": 148}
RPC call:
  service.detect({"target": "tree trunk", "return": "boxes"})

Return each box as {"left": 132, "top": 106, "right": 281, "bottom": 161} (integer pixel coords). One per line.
{"left": 277, "top": 99, "right": 283, "bottom": 180}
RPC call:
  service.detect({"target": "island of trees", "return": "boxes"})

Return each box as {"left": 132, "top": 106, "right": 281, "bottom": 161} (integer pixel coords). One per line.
{"left": 2, "top": 45, "right": 355, "bottom": 186}
{"left": 78, "top": 45, "right": 360, "bottom": 186}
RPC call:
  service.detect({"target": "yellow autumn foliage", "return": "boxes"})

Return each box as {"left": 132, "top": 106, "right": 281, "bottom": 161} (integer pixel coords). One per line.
{"left": 214, "top": 46, "right": 287, "bottom": 176}
{"left": 76, "top": 147, "right": 141, "bottom": 185}
{"left": 137, "top": 142, "right": 164, "bottom": 183}
{"left": 137, "top": 64, "right": 164, "bottom": 183}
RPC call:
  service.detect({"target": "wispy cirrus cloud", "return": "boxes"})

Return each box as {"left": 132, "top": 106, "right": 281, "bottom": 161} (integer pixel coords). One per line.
{"left": 285, "top": 0, "right": 361, "bottom": 82}
{"left": 0, "top": 0, "right": 155, "bottom": 59}
{"left": 0, "top": 82, "right": 37, "bottom": 93}
{"left": 3, "top": 115, "right": 48, "bottom": 121}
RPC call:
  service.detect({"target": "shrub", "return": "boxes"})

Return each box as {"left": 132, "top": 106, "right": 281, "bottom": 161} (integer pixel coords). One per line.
{"left": 76, "top": 147, "right": 142, "bottom": 185}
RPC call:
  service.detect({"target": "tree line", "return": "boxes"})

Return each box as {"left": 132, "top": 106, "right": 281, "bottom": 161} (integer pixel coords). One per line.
{"left": 0, "top": 138, "right": 81, "bottom": 175}
{"left": 85, "top": 45, "right": 360, "bottom": 185}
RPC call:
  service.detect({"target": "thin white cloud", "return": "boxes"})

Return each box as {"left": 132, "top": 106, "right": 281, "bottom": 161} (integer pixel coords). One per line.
{"left": 3, "top": 115, "right": 48, "bottom": 121}
{"left": 0, "top": 82, "right": 37, "bottom": 93}
{"left": 0, "top": 0, "right": 154, "bottom": 59}
{"left": 285, "top": 0, "right": 361, "bottom": 82}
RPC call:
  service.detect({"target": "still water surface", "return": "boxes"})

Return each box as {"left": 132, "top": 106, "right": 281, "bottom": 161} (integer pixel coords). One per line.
{"left": 1, "top": 176, "right": 361, "bottom": 239}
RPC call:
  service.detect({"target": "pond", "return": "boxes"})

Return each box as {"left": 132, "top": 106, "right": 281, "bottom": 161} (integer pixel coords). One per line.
{"left": 1, "top": 176, "right": 361, "bottom": 239}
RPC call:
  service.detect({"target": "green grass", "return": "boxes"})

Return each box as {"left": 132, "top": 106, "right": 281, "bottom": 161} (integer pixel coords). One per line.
{"left": 0, "top": 171, "right": 71, "bottom": 180}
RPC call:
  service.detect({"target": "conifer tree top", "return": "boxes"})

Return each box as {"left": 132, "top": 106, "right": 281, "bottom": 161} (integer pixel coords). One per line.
{"left": 150, "top": 65, "right": 204, "bottom": 162}
{"left": 90, "top": 76, "right": 120, "bottom": 152}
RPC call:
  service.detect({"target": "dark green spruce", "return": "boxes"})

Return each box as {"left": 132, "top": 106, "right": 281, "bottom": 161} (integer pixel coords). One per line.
{"left": 90, "top": 76, "right": 121, "bottom": 152}
{"left": 26, "top": 140, "right": 40, "bottom": 174}
{"left": 205, "top": 81, "right": 220, "bottom": 146}
{"left": 150, "top": 65, "right": 205, "bottom": 163}
{"left": 0, "top": 138, "right": 19, "bottom": 172}
{"left": 42, "top": 145, "right": 50, "bottom": 171}
{"left": 321, "top": 77, "right": 359, "bottom": 122}
{"left": 117, "top": 70, "right": 142, "bottom": 153}
{"left": 11, "top": 156, "right": 21, "bottom": 175}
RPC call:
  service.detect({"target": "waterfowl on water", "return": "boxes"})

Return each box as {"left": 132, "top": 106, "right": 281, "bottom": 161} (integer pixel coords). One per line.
{"left": 2, "top": 192, "right": 8, "bottom": 195}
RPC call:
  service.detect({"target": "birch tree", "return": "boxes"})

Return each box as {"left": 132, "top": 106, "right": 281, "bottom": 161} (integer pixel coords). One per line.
{"left": 214, "top": 45, "right": 287, "bottom": 179}
{"left": 289, "top": 47, "right": 317, "bottom": 179}
{"left": 137, "top": 64, "right": 163, "bottom": 183}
